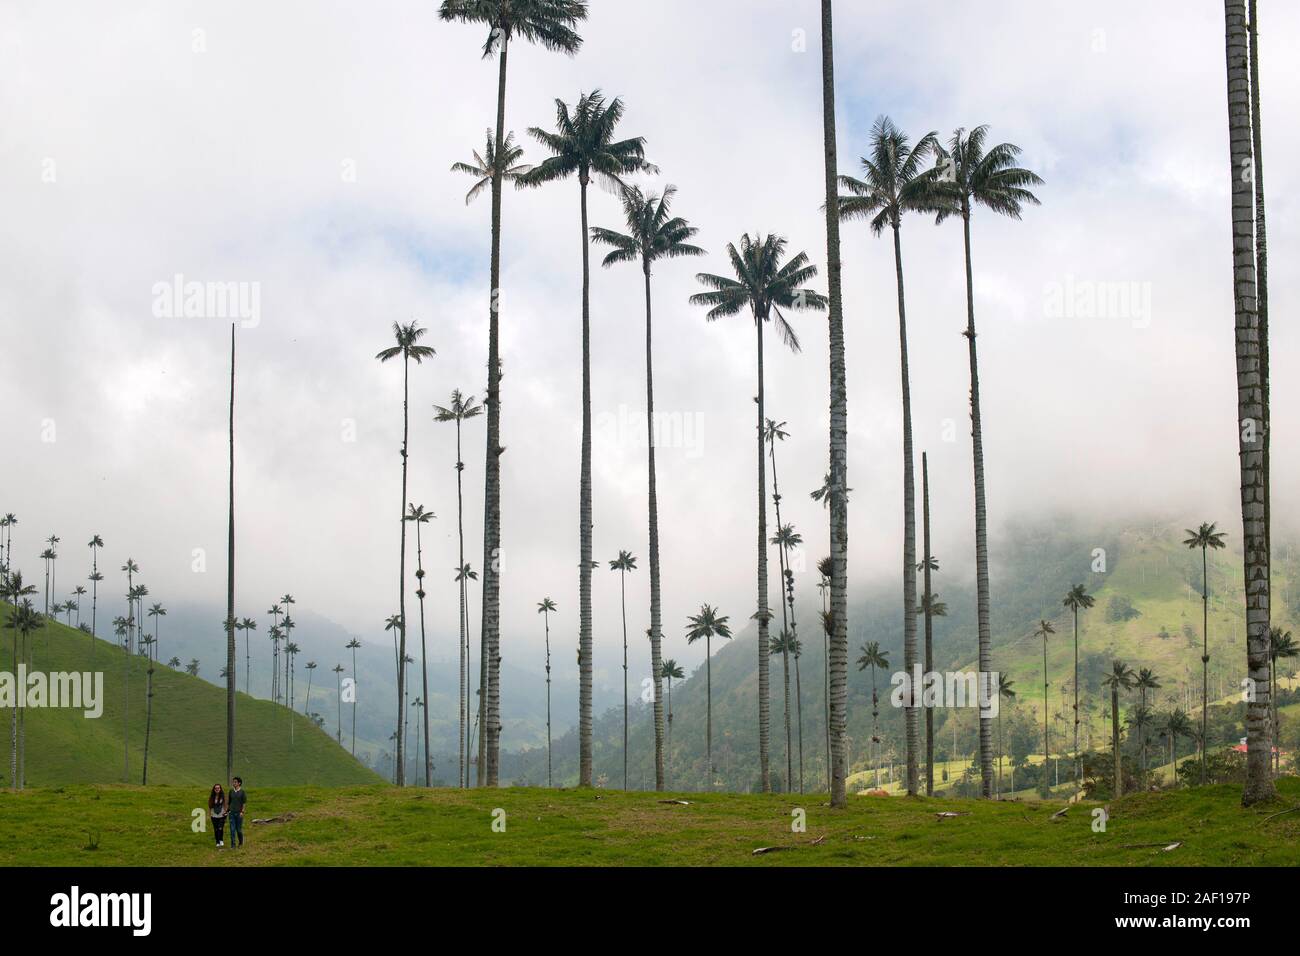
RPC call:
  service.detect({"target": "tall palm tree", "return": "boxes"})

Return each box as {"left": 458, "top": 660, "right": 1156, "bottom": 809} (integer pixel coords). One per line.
{"left": 537, "top": 597, "right": 557, "bottom": 787}
{"left": 1158, "top": 708, "right": 1193, "bottom": 787}
{"left": 685, "top": 604, "right": 731, "bottom": 788}
{"left": 452, "top": 129, "right": 533, "bottom": 204}
{"left": 769, "top": 630, "right": 797, "bottom": 791}
{"left": 113, "top": 614, "right": 131, "bottom": 781}
{"left": 168, "top": 656, "right": 180, "bottom": 669}
{"left": 346, "top": 637, "right": 361, "bottom": 755}
{"left": 405, "top": 502, "right": 436, "bottom": 787}
{"left": 592, "top": 184, "right": 704, "bottom": 791}
{"left": 45, "top": 534, "right": 59, "bottom": 616}
{"left": 837, "top": 115, "right": 945, "bottom": 797}
{"left": 1135, "top": 667, "right": 1161, "bottom": 788}
{"left": 1182, "top": 522, "right": 1227, "bottom": 784}
{"left": 0, "top": 514, "right": 12, "bottom": 574}
{"left": 935, "top": 125, "right": 1042, "bottom": 798}
{"left": 304, "top": 661, "right": 317, "bottom": 717}
{"left": 1268, "top": 627, "right": 1296, "bottom": 776}
{"left": 692, "top": 233, "right": 827, "bottom": 793}
{"left": 4, "top": 599, "right": 40, "bottom": 788}
{"left": 332, "top": 664, "right": 345, "bottom": 743}
{"left": 771, "top": 523, "right": 802, "bottom": 790}
{"left": 608, "top": 550, "right": 638, "bottom": 789}
{"left": 71, "top": 585, "right": 86, "bottom": 630}
{"left": 1102, "top": 660, "right": 1136, "bottom": 797}
{"left": 519, "top": 90, "right": 655, "bottom": 788}
{"left": 266, "top": 603, "right": 283, "bottom": 700}
{"left": 434, "top": 389, "right": 483, "bottom": 788}
{"left": 916, "top": 453, "right": 942, "bottom": 794}
{"left": 2, "top": 573, "right": 36, "bottom": 788}
{"left": 997, "top": 674, "right": 1016, "bottom": 798}
{"left": 814, "top": 553, "right": 834, "bottom": 789}
{"left": 39, "top": 548, "right": 54, "bottom": 617}
{"left": 281, "top": 614, "right": 296, "bottom": 713}
{"left": 236, "top": 617, "right": 256, "bottom": 695}
{"left": 186, "top": 658, "right": 199, "bottom": 677}
{"left": 661, "top": 658, "right": 684, "bottom": 786}
{"left": 1034, "top": 618, "right": 1055, "bottom": 791}
{"left": 140, "top": 618, "right": 158, "bottom": 787}
{"left": 87, "top": 534, "right": 103, "bottom": 661}
{"left": 376, "top": 322, "right": 435, "bottom": 787}
{"left": 856, "top": 641, "right": 889, "bottom": 789}
{"left": 456, "top": 562, "right": 479, "bottom": 785}
{"left": 438, "top": 0, "right": 588, "bottom": 777}
{"left": 1062, "top": 583, "right": 1095, "bottom": 791}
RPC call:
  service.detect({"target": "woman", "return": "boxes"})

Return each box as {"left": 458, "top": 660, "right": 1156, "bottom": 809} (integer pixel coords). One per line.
{"left": 208, "top": 783, "right": 229, "bottom": 847}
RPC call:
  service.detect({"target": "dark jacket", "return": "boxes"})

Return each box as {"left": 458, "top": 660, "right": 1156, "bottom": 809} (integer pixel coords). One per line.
{"left": 228, "top": 787, "right": 247, "bottom": 815}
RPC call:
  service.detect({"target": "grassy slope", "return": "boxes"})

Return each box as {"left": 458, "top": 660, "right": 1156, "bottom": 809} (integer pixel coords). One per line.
{"left": 1, "top": 779, "right": 1297, "bottom": 866}
{"left": 1, "top": 610, "right": 380, "bottom": 787}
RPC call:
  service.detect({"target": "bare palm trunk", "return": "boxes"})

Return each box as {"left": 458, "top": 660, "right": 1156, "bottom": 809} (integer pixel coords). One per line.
{"left": 142, "top": 655, "right": 154, "bottom": 785}
{"left": 754, "top": 313, "right": 771, "bottom": 794}
{"left": 706, "top": 637, "right": 713, "bottom": 785}
{"left": 794, "top": 647, "right": 805, "bottom": 793}
{"left": 820, "top": 0, "right": 850, "bottom": 810}
{"left": 1225, "top": 0, "right": 1275, "bottom": 806}
{"left": 394, "top": 353, "right": 410, "bottom": 788}
{"left": 921, "top": 453, "right": 935, "bottom": 795}
{"left": 1111, "top": 686, "right": 1122, "bottom": 798}
{"left": 1249, "top": 0, "right": 1270, "bottom": 665}
{"left": 544, "top": 609, "right": 552, "bottom": 787}
{"left": 479, "top": 34, "right": 510, "bottom": 789}
{"left": 643, "top": 265, "right": 666, "bottom": 791}
{"left": 454, "top": 416, "right": 469, "bottom": 788}
{"left": 620, "top": 567, "right": 628, "bottom": 789}
{"left": 578, "top": 172, "right": 594, "bottom": 788}
{"left": 960, "top": 205, "right": 995, "bottom": 799}
{"left": 1073, "top": 608, "right": 1080, "bottom": 791}
{"left": 350, "top": 645, "right": 358, "bottom": 756}
{"left": 415, "top": 522, "right": 431, "bottom": 787}
{"left": 770, "top": 437, "right": 793, "bottom": 791}
{"left": 1201, "top": 546, "right": 1209, "bottom": 784}
{"left": 226, "top": 327, "right": 236, "bottom": 784}
{"left": 890, "top": 222, "right": 919, "bottom": 797}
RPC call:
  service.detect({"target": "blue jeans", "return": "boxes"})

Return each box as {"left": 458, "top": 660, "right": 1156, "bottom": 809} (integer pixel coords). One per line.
{"left": 228, "top": 812, "right": 244, "bottom": 845}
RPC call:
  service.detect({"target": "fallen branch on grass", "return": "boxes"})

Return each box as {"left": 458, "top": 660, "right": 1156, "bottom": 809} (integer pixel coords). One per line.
{"left": 934, "top": 812, "right": 970, "bottom": 820}
{"left": 1119, "top": 841, "right": 1182, "bottom": 851}
{"left": 657, "top": 799, "right": 691, "bottom": 805}
{"left": 251, "top": 813, "right": 297, "bottom": 825}
{"left": 1261, "top": 804, "right": 1300, "bottom": 823}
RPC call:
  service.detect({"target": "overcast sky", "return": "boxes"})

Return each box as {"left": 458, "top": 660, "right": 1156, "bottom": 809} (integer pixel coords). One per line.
{"left": 2, "top": 1, "right": 1296, "bottom": 686}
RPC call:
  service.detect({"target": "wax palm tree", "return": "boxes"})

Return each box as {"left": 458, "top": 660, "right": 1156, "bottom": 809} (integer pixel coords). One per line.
{"left": 815, "top": 554, "right": 834, "bottom": 788}
{"left": 692, "top": 233, "right": 827, "bottom": 793}
{"left": 934, "top": 125, "right": 1042, "bottom": 798}
{"left": 87, "top": 534, "right": 103, "bottom": 661}
{"left": 518, "top": 90, "right": 655, "bottom": 788}
{"left": 771, "top": 522, "right": 802, "bottom": 789}
{"left": 607, "top": 550, "right": 638, "bottom": 789}
{"left": 281, "top": 614, "right": 297, "bottom": 712}
{"left": 1102, "top": 660, "right": 1136, "bottom": 797}
{"left": 235, "top": 617, "right": 256, "bottom": 695}
{"left": 770, "top": 630, "right": 797, "bottom": 791}
{"left": 1034, "top": 619, "right": 1055, "bottom": 788}
{"left": 406, "top": 502, "right": 436, "bottom": 787}
{"left": 1126, "top": 704, "right": 1153, "bottom": 791}
{"left": 332, "top": 664, "right": 345, "bottom": 743}
{"left": 537, "top": 597, "right": 557, "bottom": 787}
{"left": 1062, "top": 583, "right": 1094, "bottom": 790}
{"left": 1182, "top": 521, "right": 1227, "bottom": 785}
{"left": 592, "top": 184, "right": 704, "bottom": 791}
{"left": 0, "top": 515, "right": 11, "bottom": 574}
{"left": 434, "top": 389, "right": 483, "bottom": 788}
{"left": 1269, "top": 627, "right": 1297, "bottom": 776}
{"left": 45, "top": 534, "right": 59, "bottom": 616}
{"left": 452, "top": 129, "right": 532, "bottom": 204}
{"left": 303, "top": 661, "right": 317, "bottom": 717}
{"left": 286, "top": 641, "right": 301, "bottom": 746}
{"left": 376, "top": 323, "right": 435, "bottom": 787}
{"left": 438, "top": 0, "right": 588, "bottom": 774}
{"left": 455, "top": 562, "right": 478, "bottom": 785}
{"left": 2, "top": 573, "right": 36, "bottom": 788}
{"left": 186, "top": 659, "right": 199, "bottom": 677}
{"left": 856, "top": 641, "right": 889, "bottom": 789}
{"left": 661, "top": 658, "right": 684, "bottom": 786}
{"left": 266, "top": 603, "right": 283, "bottom": 699}
{"left": 39, "top": 548, "right": 54, "bottom": 616}
{"left": 685, "top": 604, "right": 731, "bottom": 787}
{"left": 5, "top": 600, "right": 41, "bottom": 788}
{"left": 837, "top": 115, "right": 945, "bottom": 797}
{"left": 1245, "top": 0, "right": 1270, "bottom": 609}
{"left": 1160, "top": 708, "right": 1193, "bottom": 785}
{"left": 346, "top": 637, "right": 361, "bottom": 755}
{"left": 997, "top": 674, "right": 1016, "bottom": 798}
{"left": 140, "top": 628, "right": 158, "bottom": 785}
{"left": 1135, "top": 667, "right": 1161, "bottom": 787}
{"left": 120, "top": 558, "right": 138, "bottom": 655}
{"left": 71, "top": 586, "right": 86, "bottom": 630}
{"left": 168, "top": 656, "right": 180, "bottom": 669}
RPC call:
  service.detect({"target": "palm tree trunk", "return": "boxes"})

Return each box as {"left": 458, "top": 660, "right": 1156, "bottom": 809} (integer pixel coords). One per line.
{"left": 1201, "top": 546, "right": 1209, "bottom": 784}
{"left": 350, "top": 645, "right": 358, "bottom": 756}
{"left": 770, "top": 439, "right": 793, "bottom": 791}
{"left": 479, "top": 32, "right": 510, "bottom": 790}
{"left": 1042, "top": 638, "right": 1049, "bottom": 789}
{"left": 666, "top": 676, "right": 673, "bottom": 786}
{"left": 891, "top": 223, "right": 920, "bottom": 798}
{"left": 921, "top": 453, "right": 935, "bottom": 796}
{"left": 960, "top": 205, "right": 995, "bottom": 799}
{"left": 142, "top": 659, "right": 154, "bottom": 785}
{"left": 620, "top": 568, "right": 628, "bottom": 790}
{"left": 454, "top": 417, "right": 468, "bottom": 788}
{"left": 794, "top": 650, "right": 805, "bottom": 793}
{"left": 1248, "top": 0, "right": 1270, "bottom": 642}
{"left": 226, "top": 326, "right": 236, "bottom": 785}
{"left": 1073, "top": 609, "right": 1080, "bottom": 791}
{"left": 394, "top": 353, "right": 410, "bottom": 788}
{"left": 9, "top": 628, "right": 17, "bottom": 788}
{"left": 1225, "top": 0, "right": 1275, "bottom": 807}
{"left": 754, "top": 312, "right": 771, "bottom": 794}
{"left": 578, "top": 174, "right": 594, "bottom": 788}
{"left": 1112, "top": 686, "right": 1121, "bottom": 797}
{"left": 643, "top": 265, "right": 666, "bottom": 792}
{"left": 544, "top": 611, "right": 552, "bottom": 787}
{"left": 820, "top": 0, "right": 850, "bottom": 811}
{"left": 416, "top": 523, "right": 431, "bottom": 787}
{"left": 706, "top": 636, "right": 713, "bottom": 786}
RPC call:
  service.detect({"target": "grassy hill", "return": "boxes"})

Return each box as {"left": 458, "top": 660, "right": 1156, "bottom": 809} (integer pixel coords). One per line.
{"left": 1, "top": 779, "right": 1297, "bottom": 866}
{"left": 1, "top": 608, "right": 381, "bottom": 788}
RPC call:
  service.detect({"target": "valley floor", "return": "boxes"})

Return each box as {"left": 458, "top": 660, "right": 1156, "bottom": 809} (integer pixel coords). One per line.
{"left": 1, "top": 779, "right": 1298, "bottom": 866}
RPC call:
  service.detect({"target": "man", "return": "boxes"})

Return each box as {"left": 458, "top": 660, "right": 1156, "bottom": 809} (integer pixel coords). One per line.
{"left": 227, "top": 776, "right": 247, "bottom": 848}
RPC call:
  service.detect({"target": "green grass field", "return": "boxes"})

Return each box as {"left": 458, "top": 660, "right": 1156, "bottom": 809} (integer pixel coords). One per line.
{"left": 1, "top": 609, "right": 380, "bottom": 787}
{"left": 2, "top": 779, "right": 1297, "bottom": 866}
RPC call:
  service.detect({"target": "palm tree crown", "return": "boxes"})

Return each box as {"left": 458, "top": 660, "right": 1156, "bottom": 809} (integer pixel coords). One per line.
{"left": 376, "top": 322, "right": 436, "bottom": 366}
{"left": 452, "top": 130, "right": 532, "bottom": 205}
{"left": 837, "top": 115, "right": 946, "bottom": 234}
{"left": 518, "top": 90, "right": 657, "bottom": 193}
{"left": 934, "top": 125, "right": 1044, "bottom": 221}
{"left": 691, "top": 233, "right": 827, "bottom": 344}
{"left": 437, "top": 0, "right": 587, "bottom": 58}
{"left": 685, "top": 605, "right": 732, "bottom": 645}
{"left": 590, "top": 184, "right": 704, "bottom": 271}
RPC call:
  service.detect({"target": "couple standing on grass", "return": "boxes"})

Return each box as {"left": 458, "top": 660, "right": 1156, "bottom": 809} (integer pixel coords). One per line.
{"left": 207, "top": 777, "right": 247, "bottom": 849}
